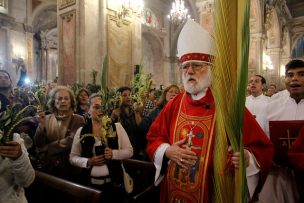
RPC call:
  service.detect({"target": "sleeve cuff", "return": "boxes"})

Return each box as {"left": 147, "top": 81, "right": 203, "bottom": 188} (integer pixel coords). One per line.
{"left": 246, "top": 150, "right": 260, "bottom": 176}
{"left": 153, "top": 143, "right": 170, "bottom": 185}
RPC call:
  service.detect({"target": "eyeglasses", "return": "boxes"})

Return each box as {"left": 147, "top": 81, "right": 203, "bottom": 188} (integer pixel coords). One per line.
{"left": 181, "top": 62, "right": 209, "bottom": 72}
{"left": 92, "top": 105, "right": 105, "bottom": 111}
{"left": 56, "top": 96, "right": 70, "bottom": 102}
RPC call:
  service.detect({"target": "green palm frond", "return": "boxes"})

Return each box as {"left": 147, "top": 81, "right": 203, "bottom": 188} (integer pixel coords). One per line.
{"left": 0, "top": 105, "right": 37, "bottom": 145}
{"left": 212, "top": 0, "right": 250, "bottom": 202}
{"left": 101, "top": 55, "right": 108, "bottom": 92}
{"left": 130, "top": 65, "right": 153, "bottom": 105}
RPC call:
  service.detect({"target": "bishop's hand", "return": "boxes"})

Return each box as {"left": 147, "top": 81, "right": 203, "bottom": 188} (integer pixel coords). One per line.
{"left": 228, "top": 146, "right": 250, "bottom": 169}
{"left": 165, "top": 138, "right": 197, "bottom": 169}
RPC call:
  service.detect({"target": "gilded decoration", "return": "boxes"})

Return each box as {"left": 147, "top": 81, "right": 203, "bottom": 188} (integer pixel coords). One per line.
{"left": 107, "top": 15, "right": 132, "bottom": 88}
{"left": 59, "top": 10, "right": 76, "bottom": 85}
{"left": 59, "top": 0, "right": 76, "bottom": 10}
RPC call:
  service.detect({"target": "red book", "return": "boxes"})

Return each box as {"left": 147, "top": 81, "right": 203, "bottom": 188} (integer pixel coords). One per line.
{"left": 269, "top": 120, "right": 304, "bottom": 167}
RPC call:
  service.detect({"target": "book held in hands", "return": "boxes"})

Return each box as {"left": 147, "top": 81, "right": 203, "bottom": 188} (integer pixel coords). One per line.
{"left": 269, "top": 120, "right": 304, "bottom": 167}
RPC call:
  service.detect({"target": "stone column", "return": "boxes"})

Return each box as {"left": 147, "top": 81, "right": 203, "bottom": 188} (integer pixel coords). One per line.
{"left": 266, "top": 47, "right": 281, "bottom": 85}
{"left": 40, "top": 31, "right": 47, "bottom": 84}
{"left": 168, "top": 21, "right": 180, "bottom": 84}
{"left": 0, "top": 13, "right": 14, "bottom": 76}
{"left": 57, "top": 0, "right": 78, "bottom": 85}
{"left": 250, "top": 33, "right": 265, "bottom": 75}
{"left": 0, "top": 27, "right": 8, "bottom": 70}
{"left": 132, "top": 15, "right": 142, "bottom": 71}
{"left": 25, "top": 32, "right": 34, "bottom": 81}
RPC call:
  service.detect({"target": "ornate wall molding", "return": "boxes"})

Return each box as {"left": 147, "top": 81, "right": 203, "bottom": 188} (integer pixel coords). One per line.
{"left": 60, "top": 10, "right": 75, "bottom": 22}
{"left": 59, "top": 0, "right": 76, "bottom": 10}
{"left": 0, "top": 13, "right": 14, "bottom": 28}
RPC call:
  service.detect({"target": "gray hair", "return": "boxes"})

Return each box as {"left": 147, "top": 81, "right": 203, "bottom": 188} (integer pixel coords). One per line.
{"left": 47, "top": 85, "right": 76, "bottom": 113}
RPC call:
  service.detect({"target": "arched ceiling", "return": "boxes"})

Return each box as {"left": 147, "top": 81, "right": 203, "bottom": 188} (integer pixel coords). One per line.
{"left": 286, "top": 0, "right": 304, "bottom": 18}
{"left": 32, "top": 5, "right": 57, "bottom": 33}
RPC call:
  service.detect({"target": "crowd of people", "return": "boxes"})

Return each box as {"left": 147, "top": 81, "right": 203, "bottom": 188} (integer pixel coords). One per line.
{"left": 245, "top": 59, "right": 304, "bottom": 202}
{"left": 0, "top": 66, "right": 183, "bottom": 202}
{"left": 0, "top": 20, "right": 303, "bottom": 203}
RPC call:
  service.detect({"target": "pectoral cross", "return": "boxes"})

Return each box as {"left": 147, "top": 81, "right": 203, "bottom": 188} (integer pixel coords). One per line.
{"left": 280, "top": 129, "right": 297, "bottom": 149}
{"left": 187, "top": 130, "right": 195, "bottom": 147}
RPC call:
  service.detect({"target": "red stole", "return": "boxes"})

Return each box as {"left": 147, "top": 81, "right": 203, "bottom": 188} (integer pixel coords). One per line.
{"left": 165, "top": 92, "right": 216, "bottom": 203}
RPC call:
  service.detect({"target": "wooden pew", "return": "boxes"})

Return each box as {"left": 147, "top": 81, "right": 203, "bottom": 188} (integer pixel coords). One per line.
{"left": 122, "top": 159, "right": 160, "bottom": 203}
{"left": 27, "top": 160, "right": 159, "bottom": 203}
{"left": 26, "top": 170, "right": 102, "bottom": 203}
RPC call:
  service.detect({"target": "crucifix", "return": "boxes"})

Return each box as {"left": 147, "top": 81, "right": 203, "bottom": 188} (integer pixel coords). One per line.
{"left": 187, "top": 129, "right": 195, "bottom": 147}
{"left": 280, "top": 129, "right": 297, "bottom": 149}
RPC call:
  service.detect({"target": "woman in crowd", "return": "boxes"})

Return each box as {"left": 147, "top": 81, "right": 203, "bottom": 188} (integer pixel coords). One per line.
{"left": 75, "top": 88, "right": 90, "bottom": 118}
{"left": 0, "top": 133, "right": 35, "bottom": 203}
{"left": 111, "top": 86, "right": 142, "bottom": 159}
{"left": 137, "top": 84, "right": 180, "bottom": 139}
{"left": 34, "top": 86, "right": 85, "bottom": 179}
{"left": 70, "top": 93, "right": 133, "bottom": 203}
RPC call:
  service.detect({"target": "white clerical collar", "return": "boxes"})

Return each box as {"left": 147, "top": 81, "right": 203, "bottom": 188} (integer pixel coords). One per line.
{"left": 190, "top": 88, "right": 208, "bottom": 100}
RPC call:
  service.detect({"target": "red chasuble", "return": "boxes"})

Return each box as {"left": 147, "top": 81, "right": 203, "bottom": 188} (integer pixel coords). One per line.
{"left": 146, "top": 88, "right": 273, "bottom": 203}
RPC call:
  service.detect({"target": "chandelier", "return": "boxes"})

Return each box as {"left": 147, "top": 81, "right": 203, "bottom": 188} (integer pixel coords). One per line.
{"left": 118, "top": 0, "right": 144, "bottom": 19}
{"left": 167, "top": 0, "right": 190, "bottom": 24}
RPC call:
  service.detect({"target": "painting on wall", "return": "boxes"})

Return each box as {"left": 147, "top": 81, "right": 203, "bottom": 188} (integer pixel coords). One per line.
{"left": 142, "top": 8, "right": 160, "bottom": 29}
{"left": 107, "top": 15, "right": 132, "bottom": 89}
{"left": 59, "top": 10, "right": 76, "bottom": 85}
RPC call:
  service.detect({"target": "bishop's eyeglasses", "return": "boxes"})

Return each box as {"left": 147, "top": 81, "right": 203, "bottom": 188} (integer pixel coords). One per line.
{"left": 181, "top": 62, "right": 209, "bottom": 72}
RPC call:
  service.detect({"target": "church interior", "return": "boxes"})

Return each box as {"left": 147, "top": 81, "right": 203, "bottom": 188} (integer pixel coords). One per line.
{"left": 0, "top": 0, "right": 304, "bottom": 203}
{"left": 0, "top": 0, "right": 303, "bottom": 90}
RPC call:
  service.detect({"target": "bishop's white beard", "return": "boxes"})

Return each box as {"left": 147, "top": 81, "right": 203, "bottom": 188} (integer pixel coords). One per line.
{"left": 182, "top": 68, "right": 212, "bottom": 96}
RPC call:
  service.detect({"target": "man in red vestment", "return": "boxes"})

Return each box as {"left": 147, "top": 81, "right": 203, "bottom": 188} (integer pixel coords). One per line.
{"left": 146, "top": 20, "right": 273, "bottom": 203}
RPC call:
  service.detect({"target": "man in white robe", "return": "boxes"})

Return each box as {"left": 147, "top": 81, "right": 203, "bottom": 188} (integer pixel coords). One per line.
{"left": 258, "top": 59, "right": 304, "bottom": 203}
{"left": 246, "top": 75, "right": 270, "bottom": 133}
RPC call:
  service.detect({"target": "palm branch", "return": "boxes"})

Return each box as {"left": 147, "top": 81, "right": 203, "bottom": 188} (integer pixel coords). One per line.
{"left": 211, "top": 0, "right": 250, "bottom": 203}
{"left": 130, "top": 65, "right": 153, "bottom": 106}
{"left": 101, "top": 55, "right": 108, "bottom": 92}
{"left": 0, "top": 105, "right": 37, "bottom": 144}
